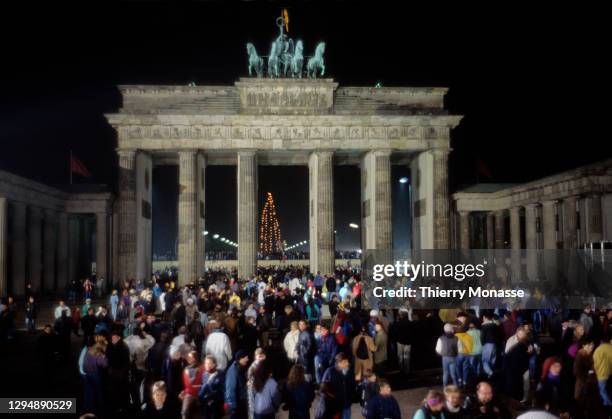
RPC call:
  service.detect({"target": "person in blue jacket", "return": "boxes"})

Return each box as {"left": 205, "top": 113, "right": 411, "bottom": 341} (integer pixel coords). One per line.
{"left": 199, "top": 355, "right": 225, "bottom": 419}
{"left": 315, "top": 323, "right": 338, "bottom": 384}
{"left": 367, "top": 379, "right": 402, "bottom": 419}
{"left": 225, "top": 350, "right": 250, "bottom": 419}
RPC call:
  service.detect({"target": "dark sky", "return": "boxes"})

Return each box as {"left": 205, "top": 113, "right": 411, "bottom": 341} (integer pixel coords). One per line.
{"left": 0, "top": 1, "right": 604, "bottom": 253}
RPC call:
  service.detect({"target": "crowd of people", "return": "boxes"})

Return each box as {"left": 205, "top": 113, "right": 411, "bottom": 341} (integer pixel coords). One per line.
{"left": 2, "top": 264, "right": 612, "bottom": 419}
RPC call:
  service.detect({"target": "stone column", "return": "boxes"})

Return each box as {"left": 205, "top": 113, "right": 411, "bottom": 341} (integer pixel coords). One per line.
{"left": 237, "top": 151, "right": 258, "bottom": 278}
{"left": 494, "top": 210, "right": 505, "bottom": 249}
{"left": 28, "top": 207, "right": 43, "bottom": 293}
{"left": 0, "top": 197, "right": 7, "bottom": 297}
{"left": 562, "top": 196, "right": 578, "bottom": 249}
{"left": 68, "top": 217, "right": 80, "bottom": 286}
{"left": 96, "top": 213, "right": 108, "bottom": 287}
{"left": 510, "top": 207, "right": 522, "bottom": 250}
{"left": 309, "top": 151, "right": 334, "bottom": 275}
{"left": 510, "top": 206, "right": 522, "bottom": 281}
{"left": 117, "top": 150, "right": 137, "bottom": 282}
{"left": 360, "top": 151, "right": 392, "bottom": 252}
{"left": 11, "top": 202, "right": 27, "bottom": 296}
{"left": 56, "top": 212, "right": 69, "bottom": 291}
{"left": 586, "top": 194, "right": 603, "bottom": 243}
{"left": 458, "top": 211, "right": 470, "bottom": 250}
{"left": 432, "top": 150, "right": 450, "bottom": 249}
{"left": 42, "top": 209, "right": 57, "bottom": 293}
{"left": 486, "top": 212, "right": 495, "bottom": 249}
{"left": 178, "top": 150, "right": 198, "bottom": 285}
{"left": 196, "top": 153, "right": 206, "bottom": 276}
{"left": 542, "top": 200, "right": 558, "bottom": 249}
{"left": 525, "top": 203, "right": 539, "bottom": 280}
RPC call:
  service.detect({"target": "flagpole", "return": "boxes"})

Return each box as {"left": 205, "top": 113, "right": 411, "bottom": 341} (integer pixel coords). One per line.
{"left": 70, "top": 150, "right": 73, "bottom": 185}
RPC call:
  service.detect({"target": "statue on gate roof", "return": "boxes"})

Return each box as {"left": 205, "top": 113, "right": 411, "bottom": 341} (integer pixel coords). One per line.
{"left": 244, "top": 10, "right": 326, "bottom": 79}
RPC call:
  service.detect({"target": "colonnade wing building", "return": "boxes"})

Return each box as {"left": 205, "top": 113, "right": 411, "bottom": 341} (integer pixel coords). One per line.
{"left": 105, "top": 78, "right": 461, "bottom": 285}
{"left": 0, "top": 174, "right": 113, "bottom": 297}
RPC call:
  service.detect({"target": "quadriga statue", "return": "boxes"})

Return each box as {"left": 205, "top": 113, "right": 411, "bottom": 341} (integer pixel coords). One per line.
{"left": 307, "top": 42, "right": 326, "bottom": 78}
{"left": 246, "top": 43, "right": 264, "bottom": 77}
{"left": 290, "top": 40, "right": 304, "bottom": 78}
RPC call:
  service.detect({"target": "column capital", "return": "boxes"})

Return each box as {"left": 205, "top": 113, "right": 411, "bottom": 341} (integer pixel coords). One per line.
{"left": 458, "top": 210, "right": 471, "bottom": 216}
{"left": 524, "top": 202, "right": 540, "bottom": 209}
{"left": 367, "top": 149, "right": 392, "bottom": 158}
{"left": 178, "top": 149, "right": 198, "bottom": 156}
{"left": 429, "top": 148, "right": 451, "bottom": 157}
{"left": 311, "top": 150, "right": 334, "bottom": 157}
{"left": 237, "top": 149, "right": 257, "bottom": 157}
{"left": 117, "top": 149, "right": 137, "bottom": 157}
{"left": 510, "top": 206, "right": 522, "bottom": 214}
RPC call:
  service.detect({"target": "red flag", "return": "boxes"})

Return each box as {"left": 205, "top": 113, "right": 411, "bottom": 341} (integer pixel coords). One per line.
{"left": 71, "top": 155, "right": 92, "bottom": 178}
{"left": 476, "top": 158, "right": 493, "bottom": 180}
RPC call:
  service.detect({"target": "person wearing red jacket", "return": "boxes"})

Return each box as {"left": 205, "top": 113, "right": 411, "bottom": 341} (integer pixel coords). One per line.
{"left": 180, "top": 350, "right": 204, "bottom": 419}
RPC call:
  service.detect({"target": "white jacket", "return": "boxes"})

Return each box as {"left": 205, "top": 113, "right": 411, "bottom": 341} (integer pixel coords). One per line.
{"left": 205, "top": 331, "right": 232, "bottom": 370}
{"left": 283, "top": 330, "right": 299, "bottom": 361}
{"left": 124, "top": 333, "right": 155, "bottom": 371}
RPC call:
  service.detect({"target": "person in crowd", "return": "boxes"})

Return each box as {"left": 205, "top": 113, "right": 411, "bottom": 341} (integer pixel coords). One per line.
{"left": 125, "top": 323, "right": 156, "bottom": 407}
{"left": 81, "top": 307, "right": 98, "bottom": 345}
{"left": 464, "top": 381, "right": 511, "bottom": 419}
{"left": 315, "top": 323, "right": 338, "bottom": 384}
{"left": 436, "top": 323, "right": 458, "bottom": 387}
{"left": 443, "top": 385, "right": 466, "bottom": 419}
{"left": 373, "top": 321, "right": 388, "bottom": 377}
{"left": 467, "top": 321, "right": 483, "bottom": 383}
{"left": 284, "top": 320, "right": 300, "bottom": 364}
{"left": 106, "top": 328, "right": 131, "bottom": 414}
{"left": 284, "top": 363, "right": 315, "bottom": 419}
{"left": 593, "top": 337, "right": 612, "bottom": 408}
{"left": 141, "top": 381, "right": 174, "bottom": 419}
{"left": 251, "top": 360, "right": 281, "bottom": 419}
{"left": 205, "top": 320, "right": 233, "bottom": 371}
{"left": 412, "top": 389, "right": 445, "bottom": 419}
{"left": 25, "top": 296, "right": 38, "bottom": 333}
{"left": 480, "top": 312, "right": 501, "bottom": 379}
{"left": 81, "top": 335, "right": 108, "bottom": 417}
{"left": 297, "top": 319, "right": 314, "bottom": 379}
{"left": 225, "top": 350, "right": 249, "bottom": 419}
{"left": 180, "top": 350, "right": 204, "bottom": 419}
{"left": 110, "top": 289, "right": 119, "bottom": 321}
{"left": 390, "top": 308, "right": 413, "bottom": 375}
{"left": 199, "top": 355, "right": 225, "bottom": 419}
{"left": 320, "top": 352, "right": 355, "bottom": 419}
{"left": 54, "top": 300, "right": 70, "bottom": 319}
{"left": 37, "top": 324, "right": 59, "bottom": 382}
{"left": 353, "top": 326, "right": 377, "bottom": 381}
{"left": 358, "top": 370, "right": 378, "bottom": 418}
{"left": 535, "top": 356, "right": 570, "bottom": 418}
{"left": 366, "top": 379, "right": 401, "bottom": 419}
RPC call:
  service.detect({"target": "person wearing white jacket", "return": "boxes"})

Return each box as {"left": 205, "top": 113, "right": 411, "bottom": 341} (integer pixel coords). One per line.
{"left": 283, "top": 321, "right": 300, "bottom": 362}
{"left": 204, "top": 320, "right": 232, "bottom": 370}
{"left": 124, "top": 326, "right": 156, "bottom": 371}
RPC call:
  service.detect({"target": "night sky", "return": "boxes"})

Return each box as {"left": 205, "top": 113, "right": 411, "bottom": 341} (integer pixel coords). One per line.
{"left": 0, "top": 2, "right": 604, "bottom": 254}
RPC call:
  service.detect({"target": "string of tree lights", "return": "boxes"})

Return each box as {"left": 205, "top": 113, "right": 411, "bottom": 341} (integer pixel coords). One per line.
{"left": 259, "top": 192, "right": 283, "bottom": 255}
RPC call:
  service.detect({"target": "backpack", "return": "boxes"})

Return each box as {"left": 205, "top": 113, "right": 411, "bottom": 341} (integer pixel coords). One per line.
{"left": 356, "top": 336, "right": 369, "bottom": 360}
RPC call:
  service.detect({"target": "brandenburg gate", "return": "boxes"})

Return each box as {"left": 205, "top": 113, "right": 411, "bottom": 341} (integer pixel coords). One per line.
{"left": 106, "top": 78, "right": 462, "bottom": 284}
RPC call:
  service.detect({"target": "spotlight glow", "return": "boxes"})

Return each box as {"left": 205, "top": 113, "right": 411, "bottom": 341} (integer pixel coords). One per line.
{"left": 399, "top": 177, "right": 409, "bottom": 184}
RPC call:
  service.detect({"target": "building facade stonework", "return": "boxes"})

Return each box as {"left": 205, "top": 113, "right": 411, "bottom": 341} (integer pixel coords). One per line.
{"left": 0, "top": 171, "right": 113, "bottom": 297}
{"left": 106, "top": 78, "right": 462, "bottom": 285}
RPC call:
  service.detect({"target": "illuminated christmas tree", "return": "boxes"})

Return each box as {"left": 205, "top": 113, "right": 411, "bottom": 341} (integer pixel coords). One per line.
{"left": 259, "top": 192, "right": 283, "bottom": 254}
